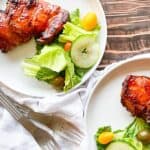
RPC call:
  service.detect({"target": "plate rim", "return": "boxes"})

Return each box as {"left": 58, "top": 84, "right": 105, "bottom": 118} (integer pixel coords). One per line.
{"left": 84, "top": 54, "right": 150, "bottom": 118}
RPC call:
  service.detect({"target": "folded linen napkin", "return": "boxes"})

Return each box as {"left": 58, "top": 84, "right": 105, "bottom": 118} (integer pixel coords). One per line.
{"left": 0, "top": 70, "right": 101, "bottom": 150}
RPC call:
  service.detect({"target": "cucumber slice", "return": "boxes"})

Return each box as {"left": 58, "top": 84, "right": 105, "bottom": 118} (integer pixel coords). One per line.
{"left": 71, "top": 35, "right": 100, "bottom": 68}
{"left": 106, "top": 141, "right": 136, "bottom": 150}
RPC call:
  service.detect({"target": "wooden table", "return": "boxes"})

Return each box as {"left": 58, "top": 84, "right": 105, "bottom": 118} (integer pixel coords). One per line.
{"left": 100, "top": 0, "right": 150, "bottom": 69}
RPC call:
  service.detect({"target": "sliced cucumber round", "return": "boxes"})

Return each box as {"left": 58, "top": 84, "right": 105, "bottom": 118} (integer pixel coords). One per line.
{"left": 106, "top": 141, "right": 136, "bottom": 150}
{"left": 71, "top": 35, "right": 100, "bottom": 69}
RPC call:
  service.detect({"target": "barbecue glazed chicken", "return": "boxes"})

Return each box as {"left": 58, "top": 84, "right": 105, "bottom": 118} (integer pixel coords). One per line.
{"left": 121, "top": 75, "right": 150, "bottom": 122}
{"left": 0, "top": 0, "right": 69, "bottom": 52}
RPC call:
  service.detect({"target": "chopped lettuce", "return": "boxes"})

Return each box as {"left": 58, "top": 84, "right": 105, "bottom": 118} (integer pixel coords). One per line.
{"left": 122, "top": 138, "right": 143, "bottom": 150}
{"left": 58, "top": 22, "right": 99, "bottom": 43}
{"left": 75, "top": 67, "right": 89, "bottom": 77}
{"left": 64, "top": 52, "right": 81, "bottom": 91}
{"left": 124, "top": 118, "right": 150, "bottom": 138}
{"left": 24, "top": 44, "right": 67, "bottom": 73}
{"left": 36, "top": 67, "right": 58, "bottom": 82}
{"left": 23, "top": 62, "right": 57, "bottom": 82}
{"left": 23, "top": 44, "right": 67, "bottom": 85}
{"left": 23, "top": 62, "right": 40, "bottom": 77}
{"left": 70, "top": 9, "right": 80, "bottom": 25}
{"left": 23, "top": 45, "right": 81, "bottom": 91}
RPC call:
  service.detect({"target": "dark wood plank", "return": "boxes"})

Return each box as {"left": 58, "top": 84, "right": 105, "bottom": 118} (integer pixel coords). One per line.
{"left": 99, "top": 0, "right": 150, "bottom": 69}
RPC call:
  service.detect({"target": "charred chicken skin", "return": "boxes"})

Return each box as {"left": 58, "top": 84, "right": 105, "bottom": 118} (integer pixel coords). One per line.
{"left": 121, "top": 75, "right": 150, "bottom": 122}
{"left": 0, "top": 0, "right": 69, "bottom": 52}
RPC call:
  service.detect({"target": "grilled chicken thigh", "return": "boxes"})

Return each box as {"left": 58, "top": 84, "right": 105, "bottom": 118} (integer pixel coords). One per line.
{"left": 0, "top": 0, "right": 69, "bottom": 52}
{"left": 121, "top": 75, "right": 150, "bottom": 122}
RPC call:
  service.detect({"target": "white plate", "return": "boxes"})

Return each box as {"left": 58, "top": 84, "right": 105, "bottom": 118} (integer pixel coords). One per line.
{"left": 86, "top": 54, "right": 150, "bottom": 149}
{"left": 0, "top": 0, "right": 107, "bottom": 97}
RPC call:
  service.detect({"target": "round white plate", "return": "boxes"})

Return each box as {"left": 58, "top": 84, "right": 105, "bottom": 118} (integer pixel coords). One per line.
{"left": 0, "top": 0, "right": 107, "bottom": 97}
{"left": 86, "top": 54, "right": 150, "bottom": 149}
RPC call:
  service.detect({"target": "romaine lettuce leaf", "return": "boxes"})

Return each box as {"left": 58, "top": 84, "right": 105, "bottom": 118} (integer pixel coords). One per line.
{"left": 75, "top": 67, "right": 89, "bottom": 77}
{"left": 22, "top": 61, "right": 40, "bottom": 77}
{"left": 122, "top": 138, "right": 143, "bottom": 150}
{"left": 58, "top": 22, "right": 99, "bottom": 43}
{"left": 23, "top": 44, "right": 67, "bottom": 84}
{"left": 124, "top": 118, "right": 150, "bottom": 138}
{"left": 70, "top": 9, "right": 80, "bottom": 25}
{"left": 36, "top": 67, "right": 58, "bottom": 82}
{"left": 64, "top": 52, "right": 81, "bottom": 91}
{"left": 23, "top": 62, "right": 57, "bottom": 82}
{"left": 24, "top": 44, "right": 67, "bottom": 73}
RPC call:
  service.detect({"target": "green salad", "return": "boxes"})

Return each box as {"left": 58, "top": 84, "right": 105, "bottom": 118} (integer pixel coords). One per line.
{"left": 95, "top": 118, "right": 150, "bottom": 150}
{"left": 23, "top": 9, "right": 100, "bottom": 91}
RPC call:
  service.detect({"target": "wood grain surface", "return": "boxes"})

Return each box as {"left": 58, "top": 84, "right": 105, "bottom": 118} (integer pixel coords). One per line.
{"left": 99, "top": 0, "right": 150, "bottom": 69}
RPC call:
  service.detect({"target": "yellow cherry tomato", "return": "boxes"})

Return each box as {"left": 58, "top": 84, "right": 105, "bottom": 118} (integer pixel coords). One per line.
{"left": 98, "top": 132, "right": 114, "bottom": 145}
{"left": 81, "top": 12, "right": 98, "bottom": 31}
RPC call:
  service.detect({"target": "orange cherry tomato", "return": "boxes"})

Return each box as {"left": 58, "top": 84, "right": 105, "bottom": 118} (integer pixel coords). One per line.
{"left": 98, "top": 132, "right": 114, "bottom": 145}
{"left": 64, "top": 41, "right": 72, "bottom": 51}
{"left": 81, "top": 12, "right": 98, "bottom": 31}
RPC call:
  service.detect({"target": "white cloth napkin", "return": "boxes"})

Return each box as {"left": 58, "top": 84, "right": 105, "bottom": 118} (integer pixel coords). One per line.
{"left": 0, "top": 70, "right": 101, "bottom": 150}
